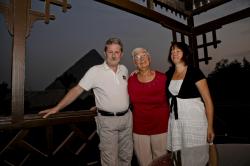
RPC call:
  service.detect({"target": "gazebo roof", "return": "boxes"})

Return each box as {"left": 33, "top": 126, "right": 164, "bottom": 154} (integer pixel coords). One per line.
{"left": 154, "top": 0, "right": 232, "bottom": 17}
{"left": 95, "top": 0, "right": 249, "bottom": 35}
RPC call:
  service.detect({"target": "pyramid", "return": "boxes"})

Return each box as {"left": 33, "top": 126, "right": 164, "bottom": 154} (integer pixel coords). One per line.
{"left": 23, "top": 49, "right": 104, "bottom": 112}
{"left": 46, "top": 49, "right": 104, "bottom": 90}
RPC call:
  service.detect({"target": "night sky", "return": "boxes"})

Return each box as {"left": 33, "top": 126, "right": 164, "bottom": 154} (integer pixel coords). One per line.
{"left": 0, "top": 0, "right": 250, "bottom": 90}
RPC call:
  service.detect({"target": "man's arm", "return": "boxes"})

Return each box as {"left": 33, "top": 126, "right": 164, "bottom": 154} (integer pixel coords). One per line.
{"left": 38, "top": 85, "right": 84, "bottom": 118}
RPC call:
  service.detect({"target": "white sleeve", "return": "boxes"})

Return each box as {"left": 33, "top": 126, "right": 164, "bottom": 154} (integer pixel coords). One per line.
{"left": 78, "top": 66, "right": 96, "bottom": 91}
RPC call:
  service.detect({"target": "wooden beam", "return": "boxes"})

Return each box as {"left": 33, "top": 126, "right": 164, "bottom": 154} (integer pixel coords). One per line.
{"left": 184, "top": 0, "right": 193, "bottom": 11}
{"left": 187, "top": 16, "right": 199, "bottom": 67}
{"left": 18, "top": 140, "right": 48, "bottom": 157}
{"left": 154, "top": 0, "right": 191, "bottom": 16}
{"left": 194, "top": 7, "right": 250, "bottom": 35}
{"left": 202, "top": 33, "right": 209, "bottom": 64}
{"left": 11, "top": 0, "right": 30, "bottom": 122}
{"left": 199, "top": 57, "right": 212, "bottom": 62}
{"left": 0, "top": 129, "right": 29, "bottom": 155}
{"left": 212, "top": 30, "right": 218, "bottom": 48}
{"left": 147, "top": 0, "right": 154, "bottom": 10}
{"left": 95, "top": 0, "right": 191, "bottom": 35}
{"left": 192, "top": 0, "right": 231, "bottom": 16}
{"left": 0, "top": 110, "right": 96, "bottom": 130}
{"left": 197, "top": 40, "right": 221, "bottom": 48}
{"left": 181, "top": 33, "right": 185, "bottom": 43}
{"left": 53, "top": 131, "right": 75, "bottom": 155}
{"left": 172, "top": 30, "right": 177, "bottom": 42}
{"left": 75, "top": 130, "right": 97, "bottom": 155}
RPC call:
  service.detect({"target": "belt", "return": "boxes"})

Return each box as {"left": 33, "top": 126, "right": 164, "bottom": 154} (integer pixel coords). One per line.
{"left": 97, "top": 109, "right": 128, "bottom": 116}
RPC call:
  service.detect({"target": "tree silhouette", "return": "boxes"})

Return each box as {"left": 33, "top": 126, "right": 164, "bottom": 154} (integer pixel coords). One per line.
{"left": 0, "top": 82, "right": 9, "bottom": 99}
{"left": 243, "top": 57, "right": 250, "bottom": 72}
{"left": 0, "top": 82, "right": 11, "bottom": 116}
{"left": 208, "top": 58, "right": 250, "bottom": 142}
{"left": 208, "top": 58, "right": 250, "bottom": 103}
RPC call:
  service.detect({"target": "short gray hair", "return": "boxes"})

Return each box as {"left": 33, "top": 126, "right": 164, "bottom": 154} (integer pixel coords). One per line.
{"left": 131, "top": 47, "right": 150, "bottom": 57}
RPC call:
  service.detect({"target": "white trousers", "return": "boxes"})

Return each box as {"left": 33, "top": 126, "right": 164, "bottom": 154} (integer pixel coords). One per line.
{"left": 133, "top": 132, "right": 167, "bottom": 166}
{"left": 95, "top": 111, "right": 133, "bottom": 166}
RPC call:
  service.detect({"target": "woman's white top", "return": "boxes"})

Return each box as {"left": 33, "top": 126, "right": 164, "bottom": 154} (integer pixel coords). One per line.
{"left": 167, "top": 80, "right": 208, "bottom": 152}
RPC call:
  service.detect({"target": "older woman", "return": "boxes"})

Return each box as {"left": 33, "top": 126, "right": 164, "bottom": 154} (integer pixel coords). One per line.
{"left": 128, "top": 47, "right": 170, "bottom": 166}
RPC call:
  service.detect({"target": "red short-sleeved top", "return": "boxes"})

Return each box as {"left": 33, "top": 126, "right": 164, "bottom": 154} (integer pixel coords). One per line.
{"left": 128, "top": 71, "right": 170, "bottom": 135}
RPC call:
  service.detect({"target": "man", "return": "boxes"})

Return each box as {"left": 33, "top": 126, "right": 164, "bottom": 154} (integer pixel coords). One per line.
{"left": 39, "top": 38, "right": 133, "bottom": 166}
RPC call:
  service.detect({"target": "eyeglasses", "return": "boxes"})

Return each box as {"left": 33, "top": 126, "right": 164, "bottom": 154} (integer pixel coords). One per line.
{"left": 133, "top": 53, "right": 147, "bottom": 62}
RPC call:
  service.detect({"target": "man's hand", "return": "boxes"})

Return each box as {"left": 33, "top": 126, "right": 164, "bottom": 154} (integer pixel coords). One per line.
{"left": 38, "top": 107, "right": 59, "bottom": 118}
{"left": 38, "top": 85, "right": 84, "bottom": 118}
{"left": 89, "top": 106, "right": 97, "bottom": 113}
{"left": 130, "top": 70, "right": 138, "bottom": 76}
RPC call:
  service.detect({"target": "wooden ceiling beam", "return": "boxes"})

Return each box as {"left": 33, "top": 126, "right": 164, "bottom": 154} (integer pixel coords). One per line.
{"left": 95, "top": 0, "right": 191, "bottom": 35}
{"left": 154, "top": 0, "right": 191, "bottom": 16}
{"left": 194, "top": 7, "right": 250, "bottom": 35}
{"left": 192, "top": 0, "right": 231, "bottom": 16}
{"left": 154, "top": 0, "right": 231, "bottom": 16}
{"left": 184, "top": 0, "right": 193, "bottom": 11}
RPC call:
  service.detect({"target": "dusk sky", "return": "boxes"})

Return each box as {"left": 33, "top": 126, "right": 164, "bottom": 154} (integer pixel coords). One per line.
{"left": 0, "top": 0, "right": 250, "bottom": 90}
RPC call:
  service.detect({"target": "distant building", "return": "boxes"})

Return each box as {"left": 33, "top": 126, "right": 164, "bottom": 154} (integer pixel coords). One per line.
{"left": 46, "top": 49, "right": 104, "bottom": 90}
{"left": 25, "top": 49, "right": 103, "bottom": 114}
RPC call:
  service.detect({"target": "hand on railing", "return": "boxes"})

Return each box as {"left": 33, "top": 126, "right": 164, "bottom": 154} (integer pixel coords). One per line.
{"left": 38, "top": 107, "right": 59, "bottom": 118}
{"left": 89, "top": 106, "right": 97, "bottom": 113}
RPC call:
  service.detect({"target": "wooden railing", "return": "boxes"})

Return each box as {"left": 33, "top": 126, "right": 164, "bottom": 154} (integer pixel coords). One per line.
{"left": 0, "top": 110, "right": 99, "bottom": 166}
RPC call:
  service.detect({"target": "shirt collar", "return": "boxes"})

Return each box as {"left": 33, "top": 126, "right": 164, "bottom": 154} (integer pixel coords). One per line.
{"left": 103, "top": 61, "right": 121, "bottom": 73}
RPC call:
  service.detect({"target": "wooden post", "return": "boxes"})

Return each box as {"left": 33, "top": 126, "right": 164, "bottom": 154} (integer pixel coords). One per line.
{"left": 187, "top": 16, "right": 199, "bottom": 67}
{"left": 11, "top": 0, "right": 30, "bottom": 122}
{"left": 0, "top": 0, "right": 71, "bottom": 123}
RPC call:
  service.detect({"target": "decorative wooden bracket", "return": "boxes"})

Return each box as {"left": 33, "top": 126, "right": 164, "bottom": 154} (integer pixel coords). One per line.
{"left": 0, "top": 1, "right": 13, "bottom": 35}
{"left": 197, "top": 30, "right": 221, "bottom": 64}
{"left": 171, "top": 29, "right": 221, "bottom": 65}
{"left": 0, "top": 0, "right": 71, "bottom": 123}
{"left": 0, "top": 0, "right": 71, "bottom": 37}
{"left": 43, "top": 0, "right": 72, "bottom": 24}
